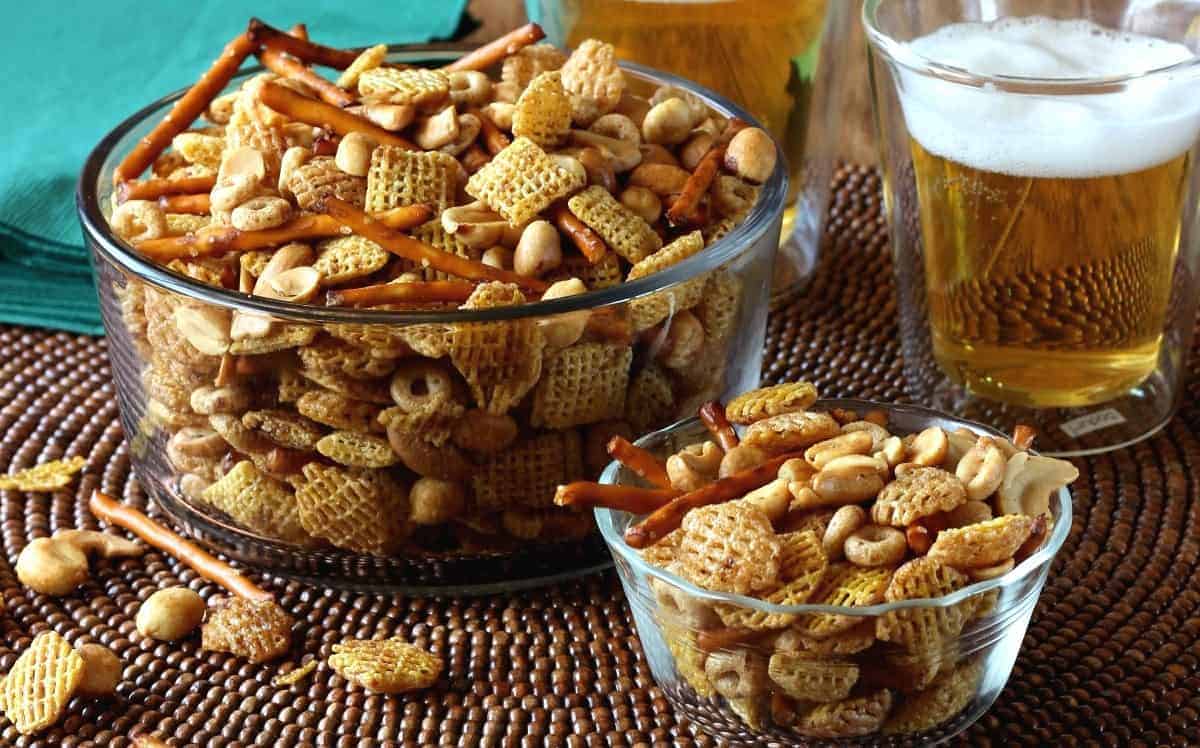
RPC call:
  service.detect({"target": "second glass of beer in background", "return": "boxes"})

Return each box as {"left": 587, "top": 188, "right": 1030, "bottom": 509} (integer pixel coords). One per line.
{"left": 529, "top": 0, "right": 854, "bottom": 297}
{"left": 866, "top": 0, "right": 1200, "bottom": 454}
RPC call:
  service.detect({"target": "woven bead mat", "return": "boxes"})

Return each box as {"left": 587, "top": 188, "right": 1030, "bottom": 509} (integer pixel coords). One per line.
{"left": 0, "top": 165, "right": 1197, "bottom": 747}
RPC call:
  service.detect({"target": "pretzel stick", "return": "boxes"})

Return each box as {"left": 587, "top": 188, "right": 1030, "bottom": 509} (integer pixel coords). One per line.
{"left": 1012, "top": 424, "right": 1037, "bottom": 450}
{"left": 698, "top": 401, "right": 739, "bottom": 451}
{"left": 442, "top": 23, "right": 546, "bottom": 72}
{"left": 259, "top": 47, "right": 355, "bottom": 108}
{"left": 288, "top": 23, "right": 308, "bottom": 41}
{"left": 624, "top": 452, "right": 802, "bottom": 548}
{"left": 554, "top": 482, "right": 679, "bottom": 514}
{"left": 666, "top": 145, "right": 724, "bottom": 227}
{"left": 324, "top": 198, "right": 549, "bottom": 292}
{"left": 247, "top": 18, "right": 362, "bottom": 70}
{"left": 89, "top": 491, "right": 271, "bottom": 601}
{"left": 328, "top": 280, "right": 477, "bottom": 307}
{"left": 135, "top": 205, "right": 432, "bottom": 261}
{"left": 158, "top": 193, "right": 211, "bottom": 214}
{"left": 472, "top": 107, "right": 511, "bottom": 156}
{"left": 114, "top": 32, "right": 257, "bottom": 184}
{"left": 258, "top": 82, "right": 415, "bottom": 149}
{"left": 551, "top": 203, "right": 608, "bottom": 264}
{"left": 607, "top": 436, "right": 672, "bottom": 489}
{"left": 119, "top": 175, "right": 217, "bottom": 203}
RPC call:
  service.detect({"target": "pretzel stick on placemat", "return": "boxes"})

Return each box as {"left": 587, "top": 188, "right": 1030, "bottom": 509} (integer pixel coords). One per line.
{"left": 135, "top": 205, "right": 432, "bottom": 261}
{"left": 89, "top": 491, "right": 271, "bottom": 601}
{"left": 607, "top": 436, "right": 672, "bottom": 489}
{"left": 623, "top": 452, "right": 802, "bottom": 548}
{"left": 323, "top": 198, "right": 548, "bottom": 292}
{"left": 442, "top": 23, "right": 545, "bottom": 72}
{"left": 114, "top": 32, "right": 258, "bottom": 184}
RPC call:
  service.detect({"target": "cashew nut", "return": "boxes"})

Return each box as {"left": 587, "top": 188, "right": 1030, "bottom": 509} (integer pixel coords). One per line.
{"left": 16, "top": 537, "right": 89, "bottom": 596}
{"left": 413, "top": 106, "right": 460, "bottom": 150}
{"left": 569, "top": 129, "right": 642, "bottom": 172}
{"left": 944, "top": 427, "right": 981, "bottom": 471}
{"left": 651, "top": 577, "right": 719, "bottom": 629}
{"left": 955, "top": 436, "right": 1008, "bottom": 501}
{"left": 409, "top": 478, "right": 467, "bottom": 525}
{"left": 52, "top": 530, "right": 143, "bottom": 560}
{"left": 996, "top": 451, "right": 1078, "bottom": 517}
{"left": 136, "top": 587, "right": 206, "bottom": 641}
{"left": 666, "top": 441, "right": 722, "bottom": 492}
{"left": 804, "top": 431, "right": 874, "bottom": 470}
{"left": 944, "top": 499, "right": 993, "bottom": 528}
{"left": 76, "top": 643, "right": 122, "bottom": 697}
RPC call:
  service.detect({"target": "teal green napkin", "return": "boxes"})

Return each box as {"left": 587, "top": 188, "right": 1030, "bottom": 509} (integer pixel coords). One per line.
{"left": 0, "top": 1, "right": 468, "bottom": 335}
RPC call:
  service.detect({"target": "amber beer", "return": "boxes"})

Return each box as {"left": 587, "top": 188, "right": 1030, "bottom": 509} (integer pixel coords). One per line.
{"left": 555, "top": 0, "right": 828, "bottom": 238}
{"left": 901, "top": 18, "right": 1198, "bottom": 408}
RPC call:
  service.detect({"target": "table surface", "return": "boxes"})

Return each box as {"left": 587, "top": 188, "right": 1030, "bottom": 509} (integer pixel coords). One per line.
{"left": 0, "top": 166, "right": 1196, "bottom": 746}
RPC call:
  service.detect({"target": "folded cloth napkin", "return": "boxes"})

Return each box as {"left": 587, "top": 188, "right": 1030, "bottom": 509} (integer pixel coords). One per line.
{"left": 0, "top": 0, "right": 468, "bottom": 335}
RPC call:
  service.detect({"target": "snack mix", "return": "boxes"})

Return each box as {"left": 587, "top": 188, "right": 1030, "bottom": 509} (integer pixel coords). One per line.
{"left": 571, "top": 381, "right": 1078, "bottom": 740}
{"left": 106, "top": 19, "right": 777, "bottom": 557}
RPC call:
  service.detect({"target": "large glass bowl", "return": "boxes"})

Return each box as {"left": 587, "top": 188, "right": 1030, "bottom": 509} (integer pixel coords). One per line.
{"left": 75, "top": 49, "right": 788, "bottom": 593}
{"left": 597, "top": 400, "right": 1071, "bottom": 744}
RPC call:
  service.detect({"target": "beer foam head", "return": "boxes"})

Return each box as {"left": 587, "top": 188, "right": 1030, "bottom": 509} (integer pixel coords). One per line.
{"left": 897, "top": 17, "right": 1200, "bottom": 177}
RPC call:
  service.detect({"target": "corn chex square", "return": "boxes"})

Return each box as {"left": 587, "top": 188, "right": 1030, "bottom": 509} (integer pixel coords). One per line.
{"left": 365, "top": 146, "right": 458, "bottom": 214}
{"left": 466, "top": 137, "right": 585, "bottom": 226}
{"left": 358, "top": 67, "right": 449, "bottom": 108}
{"left": 472, "top": 430, "right": 583, "bottom": 510}
{"left": 450, "top": 283, "right": 544, "bottom": 414}
{"left": 568, "top": 186, "right": 662, "bottom": 264}
{"left": 530, "top": 342, "right": 632, "bottom": 429}
{"left": 626, "top": 230, "right": 706, "bottom": 331}
{"left": 512, "top": 71, "right": 572, "bottom": 147}
{"left": 0, "top": 632, "right": 84, "bottom": 735}
{"left": 314, "top": 235, "right": 390, "bottom": 286}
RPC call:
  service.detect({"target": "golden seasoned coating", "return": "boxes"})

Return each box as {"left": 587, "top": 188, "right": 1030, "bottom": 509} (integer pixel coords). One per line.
{"left": 501, "top": 43, "right": 568, "bottom": 89}
{"left": 466, "top": 137, "right": 585, "bottom": 225}
{"left": 0, "top": 631, "right": 85, "bottom": 735}
{"left": 315, "top": 430, "right": 401, "bottom": 468}
{"left": 201, "top": 597, "right": 293, "bottom": 664}
{"left": 742, "top": 411, "right": 841, "bottom": 453}
{"left": 325, "top": 322, "right": 414, "bottom": 359}
{"left": 228, "top": 323, "right": 318, "bottom": 355}
{"left": 876, "top": 557, "right": 971, "bottom": 650}
{"left": 676, "top": 502, "right": 780, "bottom": 595}
{"left": 242, "top": 409, "right": 324, "bottom": 451}
{"left": 796, "top": 689, "right": 893, "bottom": 739}
{"left": 927, "top": 515, "right": 1036, "bottom": 569}
{"left": 799, "top": 563, "right": 892, "bottom": 638}
{"left": 407, "top": 220, "right": 483, "bottom": 281}
{"left": 0, "top": 456, "right": 87, "bottom": 492}
{"left": 546, "top": 251, "right": 624, "bottom": 290}
{"left": 450, "top": 283, "right": 544, "bottom": 414}
{"left": 364, "top": 146, "right": 458, "bottom": 214}
{"left": 776, "top": 620, "right": 877, "bottom": 657}
{"left": 530, "top": 342, "right": 633, "bottom": 429}
{"left": 295, "top": 389, "right": 381, "bottom": 433}
{"left": 294, "top": 463, "right": 409, "bottom": 554}
{"left": 378, "top": 400, "right": 465, "bottom": 448}
{"left": 329, "top": 638, "right": 442, "bottom": 694}
{"left": 313, "top": 235, "right": 390, "bottom": 286}
{"left": 726, "top": 382, "right": 819, "bottom": 425}
{"left": 286, "top": 156, "right": 366, "bottom": 212}
{"left": 512, "top": 71, "right": 572, "bottom": 147}
{"left": 202, "top": 461, "right": 311, "bottom": 544}
{"left": 715, "top": 529, "right": 828, "bottom": 630}
{"left": 872, "top": 467, "right": 967, "bottom": 527}
{"left": 883, "top": 659, "right": 983, "bottom": 735}
{"left": 172, "top": 132, "right": 225, "bottom": 169}
{"left": 663, "top": 626, "right": 714, "bottom": 699}
{"left": 358, "top": 67, "right": 449, "bottom": 108}
{"left": 559, "top": 39, "right": 624, "bottom": 115}
{"left": 472, "top": 430, "right": 583, "bottom": 510}
{"left": 299, "top": 368, "right": 392, "bottom": 403}
{"left": 625, "top": 231, "right": 707, "bottom": 331}
{"left": 768, "top": 652, "right": 859, "bottom": 703}
{"left": 624, "top": 363, "right": 676, "bottom": 434}
{"left": 298, "top": 336, "right": 396, "bottom": 380}
{"left": 567, "top": 185, "right": 662, "bottom": 264}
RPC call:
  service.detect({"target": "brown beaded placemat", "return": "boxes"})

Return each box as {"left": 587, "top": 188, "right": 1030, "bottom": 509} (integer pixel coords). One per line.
{"left": 1, "top": 166, "right": 1198, "bottom": 746}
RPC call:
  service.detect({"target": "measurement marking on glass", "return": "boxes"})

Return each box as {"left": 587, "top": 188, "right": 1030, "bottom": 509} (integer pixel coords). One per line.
{"left": 1060, "top": 409, "right": 1127, "bottom": 438}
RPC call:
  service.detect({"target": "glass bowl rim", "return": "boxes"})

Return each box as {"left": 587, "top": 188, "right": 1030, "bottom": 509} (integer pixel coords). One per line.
{"left": 596, "top": 397, "right": 1072, "bottom": 616}
{"left": 862, "top": 0, "right": 1200, "bottom": 94}
{"left": 76, "top": 47, "right": 789, "bottom": 326}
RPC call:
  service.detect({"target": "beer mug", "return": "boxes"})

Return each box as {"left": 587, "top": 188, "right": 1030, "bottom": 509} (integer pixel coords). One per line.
{"left": 528, "top": 0, "right": 856, "bottom": 297}
{"left": 866, "top": 0, "right": 1200, "bottom": 454}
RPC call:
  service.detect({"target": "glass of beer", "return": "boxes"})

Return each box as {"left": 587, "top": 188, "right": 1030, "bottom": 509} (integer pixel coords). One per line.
{"left": 865, "top": 0, "right": 1200, "bottom": 454}
{"left": 528, "top": 0, "right": 853, "bottom": 296}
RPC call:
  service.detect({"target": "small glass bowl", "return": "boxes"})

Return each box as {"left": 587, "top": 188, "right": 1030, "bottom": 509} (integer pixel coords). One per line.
{"left": 76, "top": 49, "right": 788, "bottom": 593}
{"left": 597, "top": 400, "right": 1071, "bottom": 744}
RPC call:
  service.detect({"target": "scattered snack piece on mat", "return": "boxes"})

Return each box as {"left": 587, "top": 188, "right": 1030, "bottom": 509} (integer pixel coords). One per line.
{"left": 74, "top": 643, "right": 122, "bottom": 698}
{"left": 272, "top": 659, "right": 319, "bottom": 687}
{"left": 0, "top": 632, "right": 85, "bottom": 735}
{"left": 0, "top": 456, "right": 87, "bottom": 491}
{"left": 16, "top": 538, "right": 90, "bottom": 596}
{"left": 201, "top": 596, "right": 294, "bottom": 663}
{"left": 329, "top": 637, "right": 443, "bottom": 694}
{"left": 575, "top": 381, "right": 1078, "bottom": 740}
{"left": 136, "top": 587, "right": 207, "bottom": 642}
